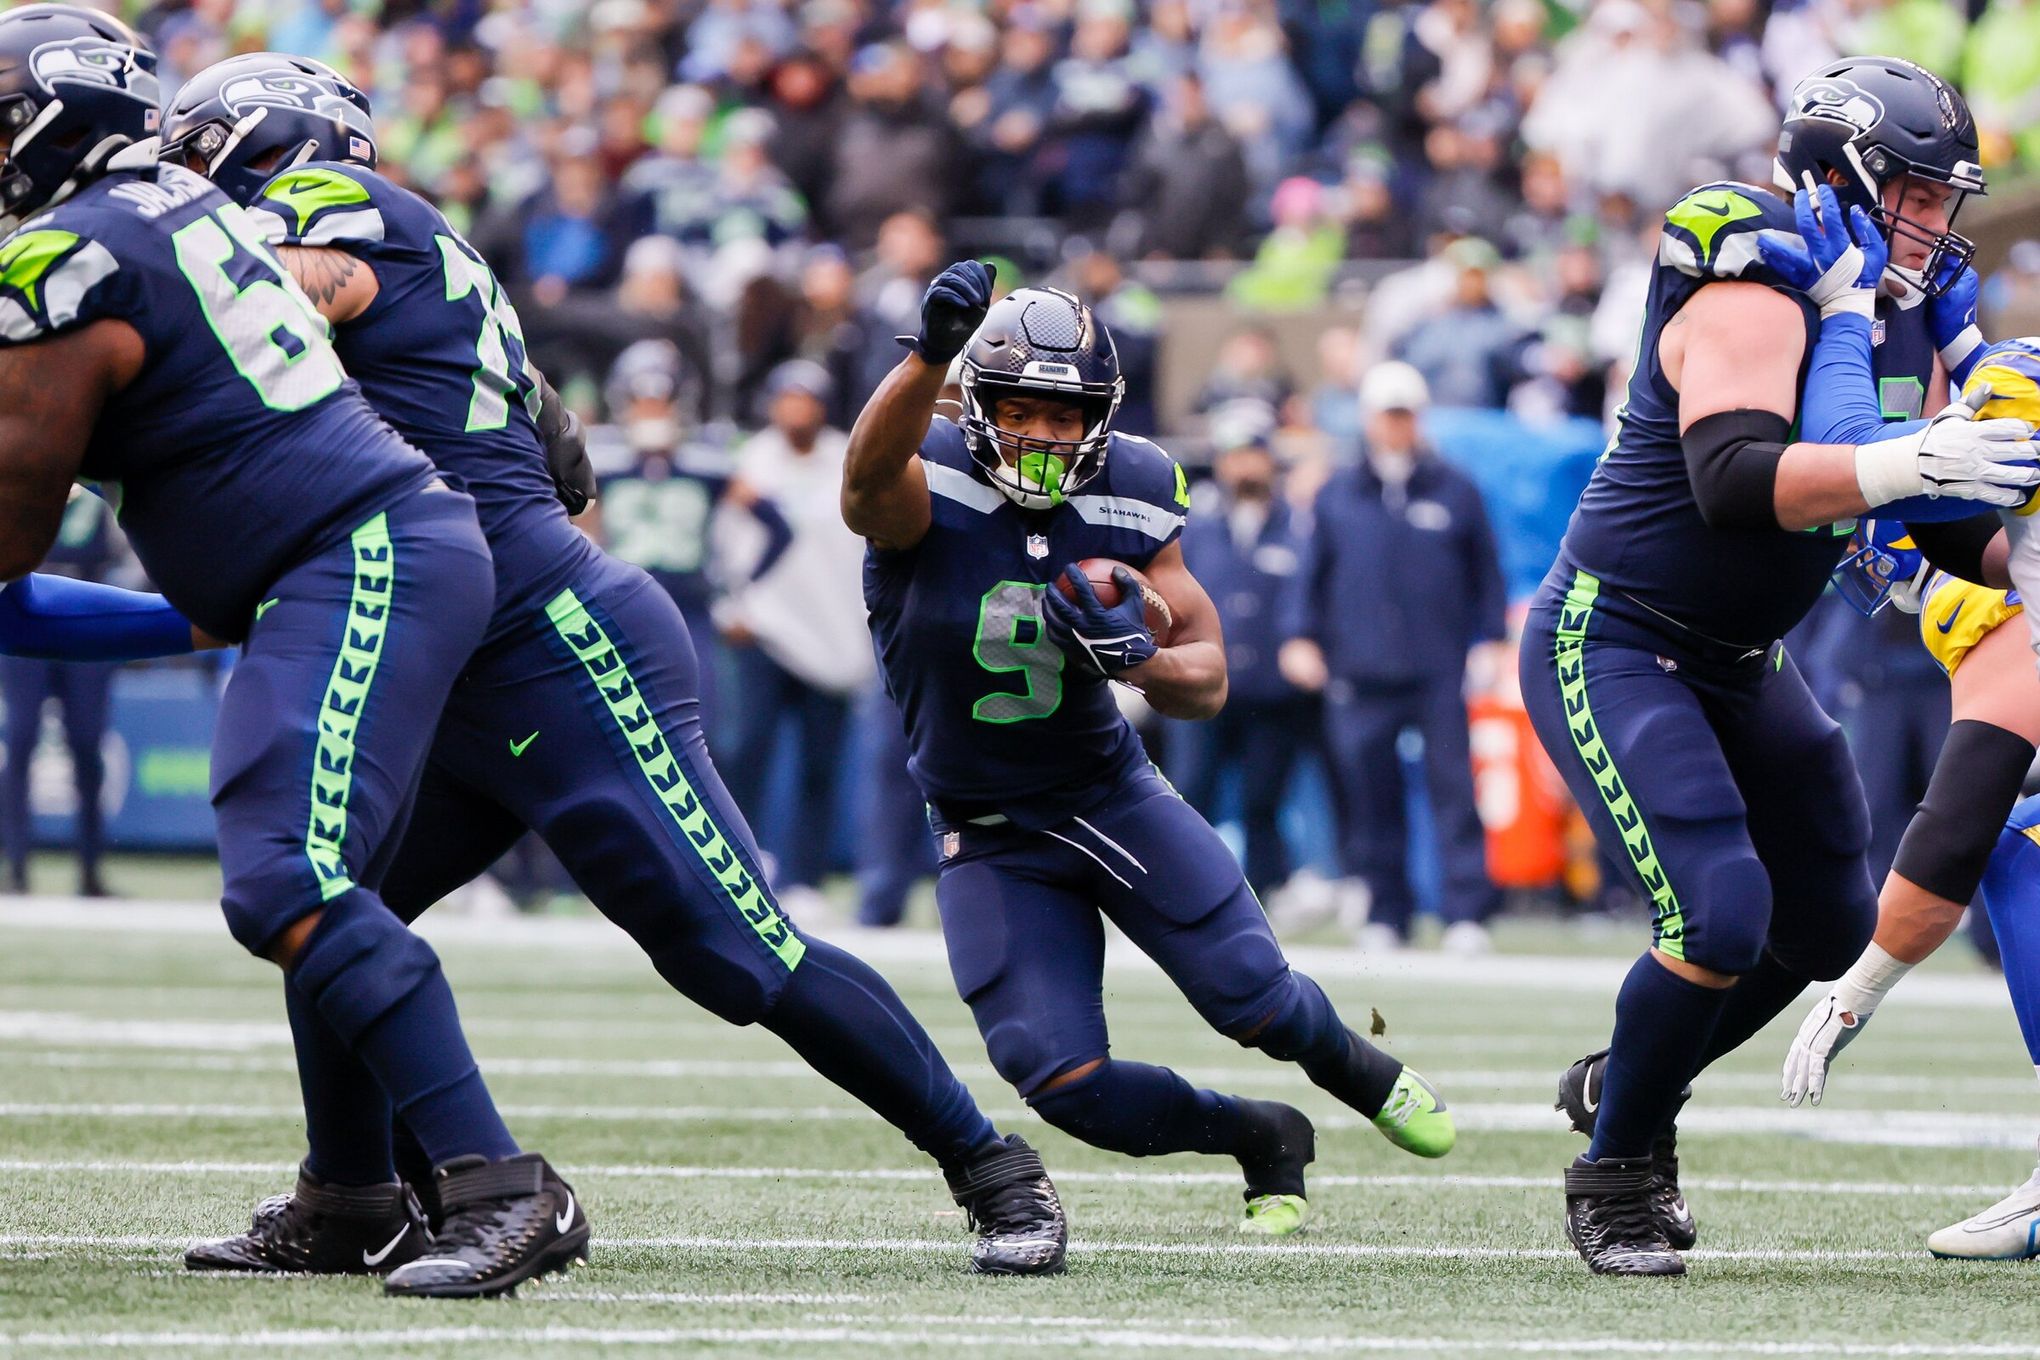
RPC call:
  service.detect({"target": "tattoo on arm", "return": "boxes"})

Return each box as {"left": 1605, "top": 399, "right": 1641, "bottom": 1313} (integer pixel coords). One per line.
{"left": 285, "top": 248, "right": 360, "bottom": 307}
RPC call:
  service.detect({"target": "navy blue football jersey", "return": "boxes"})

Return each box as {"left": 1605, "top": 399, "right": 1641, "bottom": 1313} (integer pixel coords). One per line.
{"left": 246, "top": 162, "right": 595, "bottom": 643}
{"left": 866, "top": 418, "right": 1191, "bottom": 828}
{"left": 1551, "top": 180, "right": 1937, "bottom": 650}
{"left": 0, "top": 164, "right": 435, "bottom": 641}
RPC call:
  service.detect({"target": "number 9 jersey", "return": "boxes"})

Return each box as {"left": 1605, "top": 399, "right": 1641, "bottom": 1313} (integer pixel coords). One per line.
{"left": 0, "top": 162, "right": 435, "bottom": 642}
{"left": 864, "top": 416, "right": 1190, "bottom": 831}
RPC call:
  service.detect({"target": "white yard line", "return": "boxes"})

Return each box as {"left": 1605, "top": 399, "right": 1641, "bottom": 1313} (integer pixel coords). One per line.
{"left": 0, "top": 1099, "right": 2032, "bottom": 1149}
{"left": 10, "top": 1048, "right": 2039, "bottom": 1102}
{"left": 6, "top": 1324, "right": 2040, "bottom": 1355}
{"left": 0, "top": 1231, "right": 1933, "bottom": 1264}
{"left": 0, "top": 1157, "right": 2016, "bottom": 1201}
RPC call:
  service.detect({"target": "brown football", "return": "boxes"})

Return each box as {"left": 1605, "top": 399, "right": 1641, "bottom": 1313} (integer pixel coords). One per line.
{"left": 1055, "top": 558, "right": 1176, "bottom": 644}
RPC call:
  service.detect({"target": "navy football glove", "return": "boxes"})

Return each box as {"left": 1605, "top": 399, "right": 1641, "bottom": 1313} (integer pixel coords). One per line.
{"left": 1928, "top": 256, "right": 1984, "bottom": 385}
{"left": 898, "top": 260, "right": 996, "bottom": 365}
{"left": 1043, "top": 565, "right": 1157, "bottom": 677}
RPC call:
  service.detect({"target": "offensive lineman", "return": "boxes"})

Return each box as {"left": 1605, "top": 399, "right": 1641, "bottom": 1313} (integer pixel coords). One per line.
{"left": 1522, "top": 57, "right": 2040, "bottom": 1275}
{"left": 0, "top": 7, "right": 580, "bottom": 1297}
{"left": 841, "top": 262, "right": 1455, "bottom": 1236}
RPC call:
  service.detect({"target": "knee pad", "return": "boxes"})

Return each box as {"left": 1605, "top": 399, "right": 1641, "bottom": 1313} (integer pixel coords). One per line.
{"left": 1673, "top": 850, "right": 1772, "bottom": 976}
{"left": 287, "top": 891, "right": 443, "bottom": 1045}
{"left": 1894, "top": 720, "right": 2036, "bottom": 905}
{"left": 1175, "top": 896, "right": 1293, "bottom": 1037}
{"left": 1234, "top": 971, "right": 1340, "bottom": 1063}
{"left": 649, "top": 936, "right": 793, "bottom": 1027}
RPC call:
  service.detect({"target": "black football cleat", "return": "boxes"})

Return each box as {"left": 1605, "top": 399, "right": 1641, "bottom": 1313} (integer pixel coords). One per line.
{"left": 382, "top": 1153, "right": 588, "bottom": 1299}
{"left": 1555, "top": 1048, "right": 1697, "bottom": 1249}
{"left": 1564, "top": 1155, "right": 1686, "bottom": 1276}
{"left": 944, "top": 1134, "right": 1068, "bottom": 1275}
{"left": 184, "top": 1165, "right": 429, "bottom": 1275}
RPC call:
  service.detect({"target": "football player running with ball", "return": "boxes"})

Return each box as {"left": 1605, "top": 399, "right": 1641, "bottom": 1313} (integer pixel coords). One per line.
{"left": 1521, "top": 57, "right": 2040, "bottom": 1276}
{"left": 841, "top": 261, "right": 1455, "bottom": 1236}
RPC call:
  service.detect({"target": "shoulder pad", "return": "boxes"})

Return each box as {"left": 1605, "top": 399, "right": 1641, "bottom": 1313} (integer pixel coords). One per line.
{"left": 1658, "top": 182, "right": 1798, "bottom": 286}
{"left": 1105, "top": 431, "right": 1191, "bottom": 513}
{"left": 248, "top": 163, "right": 390, "bottom": 248}
{"left": 0, "top": 222, "right": 122, "bottom": 344}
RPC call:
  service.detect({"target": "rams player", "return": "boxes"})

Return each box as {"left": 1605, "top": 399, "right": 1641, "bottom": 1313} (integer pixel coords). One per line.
{"left": 0, "top": 7, "right": 579, "bottom": 1297}
{"left": 841, "top": 262, "right": 1455, "bottom": 1236}
{"left": 1523, "top": 57, "right": 2039, "bottom": 1276}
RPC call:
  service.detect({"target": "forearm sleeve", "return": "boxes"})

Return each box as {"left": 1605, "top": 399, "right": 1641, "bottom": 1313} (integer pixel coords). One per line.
{"left": 0, "top": 573, "right": 194, "bottom": 662}
{"left": 1798, "top": 312, "right": 1889, "bottom": 447}
{"left": 1681, "top": 409, "right": 1790, "bottom": 530}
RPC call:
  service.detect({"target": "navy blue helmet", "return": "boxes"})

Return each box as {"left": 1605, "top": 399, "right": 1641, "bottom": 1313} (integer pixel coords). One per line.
{"left": 956, "top": 286, "right": 1125, "bottom": 510}
{"left": 1775, "top": 56, "right": 1983, "bottom": 296}
{"left": 159, "top": 52, "right": 375, "bottom": 207}
{"left": 0, "top": 5, "right": 158, "bottom": 234}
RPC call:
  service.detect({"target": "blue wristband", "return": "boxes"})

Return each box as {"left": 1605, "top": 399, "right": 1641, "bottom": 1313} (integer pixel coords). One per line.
{"left": 0, "top": 573, "right": 195, "bottom": 662}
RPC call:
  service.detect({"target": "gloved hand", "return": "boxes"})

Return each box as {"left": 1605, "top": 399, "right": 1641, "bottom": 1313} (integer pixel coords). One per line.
{"left": 1928, "top": 256, "right": 1985, "bottom": 385}
{"left": 1780, "top": 987, "right": 1873, "bottom": 1107}
{"left": 1043, "top": 565, "right": 1157, "bottom": 677}
{"left": 1855, "top": 380, "right": 2040, "bottom": 508}
{"left": 1757, "top": 177, "right": 1887, "bottom": 320}
{"left": 543, "top": 407, "right": 596, "bottom": 515}
{"left": 897, "top": 260, "right": 997, "bottom": 365}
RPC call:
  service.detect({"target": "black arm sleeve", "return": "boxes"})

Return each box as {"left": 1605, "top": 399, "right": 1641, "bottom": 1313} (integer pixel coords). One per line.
{"left": 1904, "top": 514, "right": 2004, "bottom": 587}
{"left": 1681, "top": 408, "right": 1791, "bottom": 531}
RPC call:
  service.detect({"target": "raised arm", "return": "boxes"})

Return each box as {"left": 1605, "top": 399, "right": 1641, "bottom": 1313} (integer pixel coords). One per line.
{"left": 842, "top": 261, "right": 994, "bottom": 552}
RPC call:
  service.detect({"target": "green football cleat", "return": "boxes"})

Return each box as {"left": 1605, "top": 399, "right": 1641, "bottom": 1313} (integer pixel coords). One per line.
{"left": 1238, "top": 1193, "right": 1310, "bottom": 1236}
{"left": 1372, "top": 1068, "right": 1456, "bottom": 1157}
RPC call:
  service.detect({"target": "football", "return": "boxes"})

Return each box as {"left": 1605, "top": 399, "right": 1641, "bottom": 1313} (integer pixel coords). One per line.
{"left": 1056, "top": 557, "right": 1176, "bottom": 643}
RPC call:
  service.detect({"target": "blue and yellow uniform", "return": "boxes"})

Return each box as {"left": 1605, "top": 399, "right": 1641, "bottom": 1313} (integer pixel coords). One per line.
{"left": 1918, "top": 573, "right": 2022, "bottom": 674}
{"left": 1519, "top": 180, "right": 1939, "bottom": 979}
{"left": 0, "top": 163, "right": 495, "bottom": 955}
{"left": 248, "top": 162, "right": 1002, "bottom": 1171}
{"left": 869, "top": 419, "right": 1354, "bottom": 1108}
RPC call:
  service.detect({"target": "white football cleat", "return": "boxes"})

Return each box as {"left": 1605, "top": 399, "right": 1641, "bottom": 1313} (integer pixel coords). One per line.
{"left": 1928, "top": 1165, "right": 2040, "bottom": 1260}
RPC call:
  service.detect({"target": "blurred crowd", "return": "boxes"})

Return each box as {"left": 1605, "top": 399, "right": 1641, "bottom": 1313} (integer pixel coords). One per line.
{"left": 12, "top": 0, "right": 2032, "bottom": 945}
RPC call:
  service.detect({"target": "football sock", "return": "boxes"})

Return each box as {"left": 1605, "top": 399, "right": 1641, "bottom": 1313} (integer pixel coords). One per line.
{"left": 1028, "top": 1058, "right": 1252, "bottom": 1159}
{"left": 760, "top": 937, "right": 1000, "bottom": 1167}
{"left": 1247, "top": 971, "right": 1403, "bottom": 1116}
{"left": 284, "top": 977, "right": 395, "bottom": 1187}
{"left": 1587, "top": 952, "right": 1729, "bottom": 1162}
{"left": 288, "top": 892, "right": 518, "bottom": 1166}
{"left": 1693, "top": 951, "right": 1812, "bottom": 1073}
{"left": 1985, "top": 878, "right": 2040, "bottom": 1065}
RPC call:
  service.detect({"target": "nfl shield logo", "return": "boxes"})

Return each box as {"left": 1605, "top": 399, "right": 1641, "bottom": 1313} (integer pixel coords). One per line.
{"left": 1870, "top": 319, "right": 1886, "bottom": 346}
{"left": 940, "top": 831, "right": 961, "bottom": 859}
{"left": 1026, "top": 534, "right": 1049, "bottom": 560}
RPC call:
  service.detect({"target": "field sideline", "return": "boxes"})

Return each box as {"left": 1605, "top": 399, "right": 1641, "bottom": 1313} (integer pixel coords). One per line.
{"left": 4, "top": 896, "right": 2040, "bottom": 1357}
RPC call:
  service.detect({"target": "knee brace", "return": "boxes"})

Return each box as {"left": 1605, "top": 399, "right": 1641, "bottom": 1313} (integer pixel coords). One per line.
{"left": 1893, "top": 720, "right": 2035, "bottom": 905}
{"left": 287, "top": 891, "right": 444, "bottom": 1045}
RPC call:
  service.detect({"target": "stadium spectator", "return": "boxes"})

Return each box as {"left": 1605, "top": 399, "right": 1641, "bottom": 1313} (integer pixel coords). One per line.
{"left": 1279, "top": 362, "right": 1506, "bottom": 952}
{"left": 714, "top": 361, "right": 872, "bottom": 918}
{"left": 1121, "top": 73, "right": 1252, "bottom": 262}
{"left": 827, "top": 42, "right": 962, "bottom": 251}
{"left": 1394, "top": 238, "right": 1530, "bottom": 410}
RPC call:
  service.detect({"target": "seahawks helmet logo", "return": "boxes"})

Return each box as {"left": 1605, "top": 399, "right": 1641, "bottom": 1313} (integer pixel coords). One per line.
{"left": 219, "top": 71, "right": 355, "bottom": 122}
{"left": 30, "top": 37, "right": 151, "bottom": 93}
{"left": 1793, "top": 77, "right": 1884, "bottom": 134}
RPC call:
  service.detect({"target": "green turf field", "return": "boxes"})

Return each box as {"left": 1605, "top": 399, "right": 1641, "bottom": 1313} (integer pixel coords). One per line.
{"left": 5, "top": 896, "right": 2040, "bottom": 1357}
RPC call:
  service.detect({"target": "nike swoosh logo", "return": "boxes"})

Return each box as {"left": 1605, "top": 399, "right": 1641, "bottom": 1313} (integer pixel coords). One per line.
{"left": 362, "top": 1224, "right": 409, "bottom": 1267}
{"left": 1937, "top": 602, "right": 1965, "bottom": 634}
{"left": 1693, "top": 202, "right": 1733, "bottom": 216}
{"left": 555, "top": 1191, "right": 575, "bottom": 1234}
{"left": 509, "top": 730, "right": 540, "bottom": 757}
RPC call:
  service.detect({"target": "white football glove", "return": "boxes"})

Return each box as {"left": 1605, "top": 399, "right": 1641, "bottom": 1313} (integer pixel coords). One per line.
{"left": 1856, "top": 380, "right": 2040, "bottom": 509}
{"left": 1780, "top": 943, "right": 1912, "bottom": 1107}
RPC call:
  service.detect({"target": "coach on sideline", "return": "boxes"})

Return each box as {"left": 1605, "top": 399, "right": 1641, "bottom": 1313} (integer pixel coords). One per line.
{"left": 1279, "top": 361, "right": 1507, "bottom": 952}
